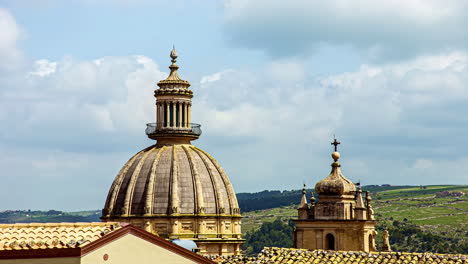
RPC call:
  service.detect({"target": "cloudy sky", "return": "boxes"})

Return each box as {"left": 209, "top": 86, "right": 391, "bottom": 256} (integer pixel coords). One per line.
{"left": 1, "top": 0, "right": 467, "bottom": 211}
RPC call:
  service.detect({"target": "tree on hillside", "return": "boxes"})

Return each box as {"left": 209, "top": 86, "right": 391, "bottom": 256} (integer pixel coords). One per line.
{"left": 376, "top": 220, "right": 467, "bottom": 254}
{"left": 242, "top": 219, "right": 294, "bottom": 254}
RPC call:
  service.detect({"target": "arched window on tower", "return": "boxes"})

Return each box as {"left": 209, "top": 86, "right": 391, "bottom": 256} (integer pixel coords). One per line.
{"left": 369, "top": 233, "right": 375, "bottom": 251}
{"left": 325, "top": 233, "right": 335, "bottom": 250}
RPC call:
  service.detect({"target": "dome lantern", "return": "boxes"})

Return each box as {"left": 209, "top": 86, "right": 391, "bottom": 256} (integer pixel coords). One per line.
{"left": 146, "top": 47, "right": 201, "bottom": 145}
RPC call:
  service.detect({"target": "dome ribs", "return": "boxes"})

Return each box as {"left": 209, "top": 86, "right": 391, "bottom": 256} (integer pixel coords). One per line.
{"left": 168, "top": 146, "right": 180, "bottom": 215}
{"left": 122, "top": 147, "right": 155, "bottom": 216}
{"left": 191, "top": 146, "right": 222, "bottom": 215}
{"left": 131, "top": 147, "right": 161, "bottom": 215}
{"left": 193, "top": 147, "right": 240, "bottom": 216}
{"left": 191, "top": 146, "right": 224, "bottom": 215}
{"left": 174, "top": 145, "right": 194, "bottom": 214}
{"left": 188, "top": 147, "right": 217, "bottom": 215}
{"left": 182, "top": 145, "right": 205, "bottom": 215}
{"left": 144, "top": 146, "right": 165, "bottom": 216}
{"left": 103, "top": 145, "right": 241, "bottom": 221}
{"left": 153, "top": 146, "right": 172, "bottom": 214}
{"left": 103, "top": 149, "right": 145, "bottom": 217}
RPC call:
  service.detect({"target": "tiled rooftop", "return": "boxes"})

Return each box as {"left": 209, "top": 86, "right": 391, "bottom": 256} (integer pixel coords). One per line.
{"left": 0, "top": 222, "right": 122, "bottom": 250}
{"left": 213, "top": 247, "right": 468, "bottom": 264}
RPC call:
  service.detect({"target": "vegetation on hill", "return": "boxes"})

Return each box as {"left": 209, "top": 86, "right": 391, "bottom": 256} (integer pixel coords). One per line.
{"left": 0, "top": 210, "right": 101, "bottom": 223}
{"left": 243, "top": 219, "right": 294, "bottom": 255}
{"left": 237, "top": 190, "right": 305, "bottom": 212}
{"left": 241, "top": 185, "right": 468, "bottom": 255}
{"left": 376, "top": 219, "right": 468, "bottom": 254}
{"left": 237, "top": 185, "right": 414, "bottom": 213}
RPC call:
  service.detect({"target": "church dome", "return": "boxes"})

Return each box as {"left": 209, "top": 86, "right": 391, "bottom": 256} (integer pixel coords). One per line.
{"left": 102, "top": 144, "right": 240, "bottom": 218}
{"left": 315, "top": 151, "right": 356, "bottom": 196}
{"left": 101, "top": 49, "right": 244, "bottom": 256}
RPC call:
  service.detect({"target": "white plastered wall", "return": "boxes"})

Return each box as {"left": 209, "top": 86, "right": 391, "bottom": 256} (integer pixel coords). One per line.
{"left": 81, "top": 233, "right": 198, "bottom": 264}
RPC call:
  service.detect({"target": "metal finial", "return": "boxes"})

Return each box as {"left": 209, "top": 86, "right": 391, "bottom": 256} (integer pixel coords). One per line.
{"left": 302, "top": 183, "right": 306, "bottom": 194}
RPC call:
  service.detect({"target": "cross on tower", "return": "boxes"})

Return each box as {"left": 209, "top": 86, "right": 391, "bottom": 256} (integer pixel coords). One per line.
{"left": 331, "top": 137, "right": 341, "bottom": 151}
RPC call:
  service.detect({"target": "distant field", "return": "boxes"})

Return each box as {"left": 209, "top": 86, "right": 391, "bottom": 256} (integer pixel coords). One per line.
{"left": 373, "top": 185, "right": 467, "bottom": 232}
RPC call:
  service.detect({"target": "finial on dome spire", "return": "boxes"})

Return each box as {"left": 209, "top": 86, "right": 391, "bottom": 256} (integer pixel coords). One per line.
{"left": 331, "top": 136, "right": 341, "bottom": 162}
{"left": 170, "top": 45, "right": 178, "bottom": 61}
{"left": 157, "top": 46, "right": 191, "bottom": 86}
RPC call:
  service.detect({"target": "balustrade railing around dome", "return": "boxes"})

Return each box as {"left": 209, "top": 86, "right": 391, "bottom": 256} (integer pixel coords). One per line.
{"left": 145, "top": 122, "right": 202, "bottom": 137}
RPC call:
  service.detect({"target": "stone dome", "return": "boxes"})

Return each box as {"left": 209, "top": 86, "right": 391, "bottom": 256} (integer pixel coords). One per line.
{"left": 102, "top": 144, "right": 240, "bottom": 218}
{"left": 315, "top": 155, "right": 356, "bottom": 196}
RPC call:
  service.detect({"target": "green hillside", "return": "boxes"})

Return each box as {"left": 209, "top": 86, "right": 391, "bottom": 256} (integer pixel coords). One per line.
{"left": 237, "top": 185, "right": 417, "bottom": 213}
{"left": 242, "top": 185, "right": 467, "bottom": 233}
{"left": 374, "top": 185, "right": 467, "bottom": 227}
{"left": 241, "top": 185, "right": 468, "bottom": 254}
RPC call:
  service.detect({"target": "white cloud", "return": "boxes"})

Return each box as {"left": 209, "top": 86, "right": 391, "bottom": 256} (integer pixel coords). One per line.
{"left": 0, "top": 54, "right": 167, "bottom": 210}
{"left": 0, "top": 147, "right": 132, "bottom": 210}
{"left": 2, "top": 0, "right": 468, "bottom": 208}
{"left": 0, "top": 8, "right": 23, "bottom": 71}
{"left": 28, "top": 59, "right": 57, "bottom": 77}
{"left": 200, "top": 70, "right": 234, "bottom": 84}
{"left": 2, "top": 48, "right": 468, "bottom": 209}
{"left": 223, "top": 0, "right": 468, "bottom": 61}
{"left": 31, "top": 151, "right": 89, "bottom": 171}
{"left": 195, "top": 51, "right": 468, "bottom": 190}
{"left": 1, "top": 55, "right": 166, "bottom": 151}
{"left": 266, "top": 60, "right": 306, "bottom": 82}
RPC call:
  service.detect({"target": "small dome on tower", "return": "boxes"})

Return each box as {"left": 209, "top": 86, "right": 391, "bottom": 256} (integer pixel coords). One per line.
{"left": 315, "top": 149, "right": 355, "bottom": 196}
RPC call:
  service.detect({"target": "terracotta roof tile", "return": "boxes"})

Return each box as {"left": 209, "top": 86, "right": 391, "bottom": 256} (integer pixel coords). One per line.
{"left": 0, "top": 222, "right": 122, "bottom": 251}
{"left": 213, "top": 248, "right": 467, "bottom": 264}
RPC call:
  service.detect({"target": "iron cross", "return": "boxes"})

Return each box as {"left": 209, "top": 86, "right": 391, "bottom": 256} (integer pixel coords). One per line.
{"left": 331, "top": 137, "right": 341, "bottom": 151}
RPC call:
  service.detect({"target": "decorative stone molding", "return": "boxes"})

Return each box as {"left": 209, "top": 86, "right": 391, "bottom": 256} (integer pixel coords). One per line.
{"left": 198, "top": 207, "right": 206, "bottom": 214}
{"left": 170, "top": 206, "right": 179, "bottom": 214}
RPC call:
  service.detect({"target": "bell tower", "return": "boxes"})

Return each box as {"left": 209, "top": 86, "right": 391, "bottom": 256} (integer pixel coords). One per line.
{"left": 293, "top": 139, "right": 378, "bottom": 252}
